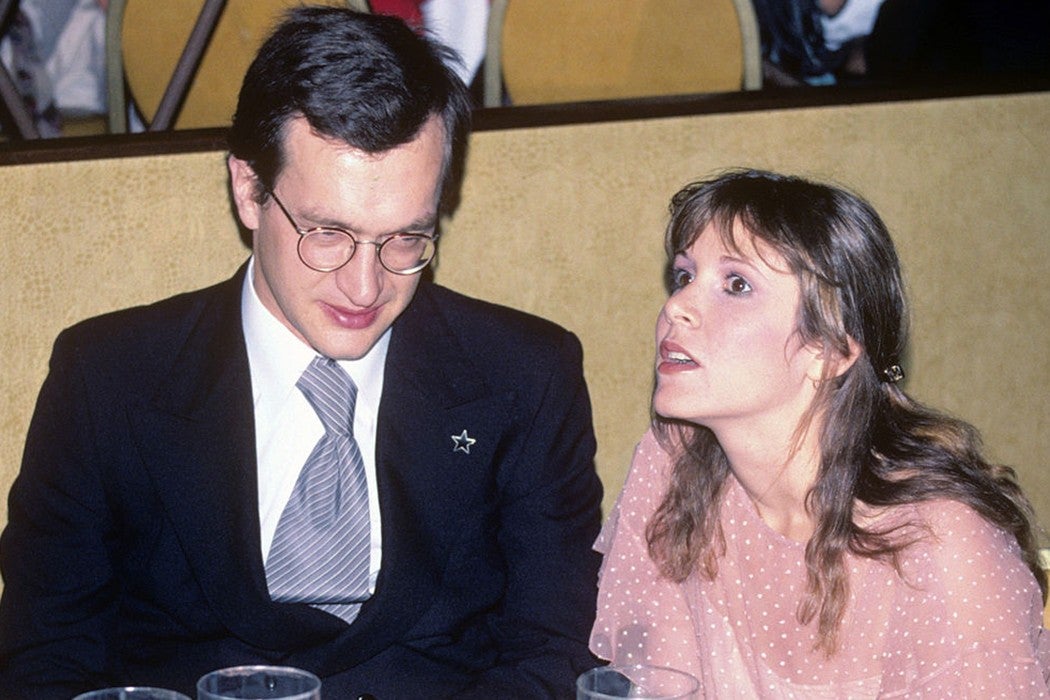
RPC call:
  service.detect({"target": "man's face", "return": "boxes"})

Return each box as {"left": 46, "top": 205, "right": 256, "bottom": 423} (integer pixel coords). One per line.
{"left": 229, "top": 115, "right": 446, "bottom": 360}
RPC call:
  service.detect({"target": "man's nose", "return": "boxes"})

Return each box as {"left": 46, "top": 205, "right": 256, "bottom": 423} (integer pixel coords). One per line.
{"left": 334, "top": 243, "right": 384, "bottom": 307}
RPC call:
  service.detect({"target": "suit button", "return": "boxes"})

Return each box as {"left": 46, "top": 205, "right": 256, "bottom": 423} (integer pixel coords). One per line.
{"left": 356, "top": 695, "right": 377, "bottom": 700}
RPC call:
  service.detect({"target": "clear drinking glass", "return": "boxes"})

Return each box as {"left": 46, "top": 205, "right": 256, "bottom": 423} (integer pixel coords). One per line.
{"left": 196, "top": 666, "right": 321, "bottom": 700}
{"left": 73, "top": 689, "right": 191, "bottom": 700}
{"left": 576, "top": 665, "right": 700, "bottom": 699}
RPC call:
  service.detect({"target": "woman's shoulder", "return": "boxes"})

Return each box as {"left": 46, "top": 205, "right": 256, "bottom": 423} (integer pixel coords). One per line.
{"left": 910, "top": 498, "right": 1015, "bottom": 555}
{"left": 864, "top": 498, "right": 1016, "bottom": 564}
{"left": 870, "top": 498, "right": 1036, "bottom": 604}
{"left": 862, "top": 493, "right": 1005, "bottom": 538}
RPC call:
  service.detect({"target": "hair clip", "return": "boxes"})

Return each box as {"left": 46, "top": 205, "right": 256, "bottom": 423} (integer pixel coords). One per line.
{"left": 882, "top": 365, "right": 905, "bottom": 383}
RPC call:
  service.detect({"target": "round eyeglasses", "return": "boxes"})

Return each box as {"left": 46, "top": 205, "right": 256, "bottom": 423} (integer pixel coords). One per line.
{"left": 267, "top": 190, "right": 438, "bottom": 275}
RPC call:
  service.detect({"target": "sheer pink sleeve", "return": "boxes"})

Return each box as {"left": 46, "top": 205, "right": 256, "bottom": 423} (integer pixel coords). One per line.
{"left": 589, "top": 429, "right": 704, "bottom": 680}
{"left": 882, "top": 500, "right": 1050, "bottom": 698}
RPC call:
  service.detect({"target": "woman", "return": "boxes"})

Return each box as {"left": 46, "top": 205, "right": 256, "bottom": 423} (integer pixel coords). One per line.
{"left": 591, "top": 169, "right": 1050, "bottom": 697}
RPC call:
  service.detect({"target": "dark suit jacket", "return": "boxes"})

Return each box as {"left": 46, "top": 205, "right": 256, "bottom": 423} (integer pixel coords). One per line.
{"left": 0, "top": 267, "right": 603, "bottom": 699}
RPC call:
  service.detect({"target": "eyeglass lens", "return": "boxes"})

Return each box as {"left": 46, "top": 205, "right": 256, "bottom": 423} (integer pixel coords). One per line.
{"left": 299, "top": 231, "right": 435, "bottom": 274}
{"left": 270, "top": 190, "right": 435, "bottom": 274}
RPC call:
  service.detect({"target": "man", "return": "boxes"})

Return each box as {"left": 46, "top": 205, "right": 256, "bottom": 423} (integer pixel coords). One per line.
{"left": 0, "top": 7, "right": 603, "bottom": 698}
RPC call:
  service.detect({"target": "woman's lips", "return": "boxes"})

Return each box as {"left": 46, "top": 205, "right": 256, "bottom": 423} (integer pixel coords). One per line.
{"left": 657, "top": 339, "right": 698, "bottom": 373}
{"left": 322, "top": 301, "right": 381, "bottom": 330}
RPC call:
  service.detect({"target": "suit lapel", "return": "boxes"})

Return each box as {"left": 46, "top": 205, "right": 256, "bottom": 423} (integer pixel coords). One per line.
{"left": 307, "top": 283, "right": 514, "bottom": 671}
{"left": 128, "top": 267, "right": 345, "bottom": 650}
{"left": 127, "top": 276, "right": 508, "bottom": 667}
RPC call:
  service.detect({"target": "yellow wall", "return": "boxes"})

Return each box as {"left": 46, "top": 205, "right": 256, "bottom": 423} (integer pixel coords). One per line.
{"left": 1, "top": 92, "right": 1048, "bottom": 537}
{"left": 441, "top": 92, "right": 1050, "bottom": 522}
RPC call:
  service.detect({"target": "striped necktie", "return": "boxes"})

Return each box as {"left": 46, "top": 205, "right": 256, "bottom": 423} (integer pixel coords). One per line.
{"left": 265, "top": 356, "right": 371, "bottom": 624}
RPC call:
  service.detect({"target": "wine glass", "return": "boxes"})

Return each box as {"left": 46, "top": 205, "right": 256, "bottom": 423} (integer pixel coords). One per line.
{"left": 196, "top": 666, "right": 321, "bottom": 700}
{"left": 576, "top": 664, "right": 700, "bottom": 699}
{"left": 73, "top": 689, "right": 190, "bottom": 700}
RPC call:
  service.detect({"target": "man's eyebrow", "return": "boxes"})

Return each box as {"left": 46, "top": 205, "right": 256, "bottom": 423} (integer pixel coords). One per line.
{"left": 400, "top": 213, "right": 439, "bottom": 233}
{"left": 299, "top": 209, "right": 439, "bottom": 235}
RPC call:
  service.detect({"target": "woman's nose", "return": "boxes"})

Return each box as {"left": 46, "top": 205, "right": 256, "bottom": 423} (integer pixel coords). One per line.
{"left": 661, "top": 287, "right": 700, "bottom": 328}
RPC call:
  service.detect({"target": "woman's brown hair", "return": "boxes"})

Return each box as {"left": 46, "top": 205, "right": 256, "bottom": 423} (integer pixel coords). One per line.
{"left": 646, "top": 169, "right": 1045, "bottom": 654}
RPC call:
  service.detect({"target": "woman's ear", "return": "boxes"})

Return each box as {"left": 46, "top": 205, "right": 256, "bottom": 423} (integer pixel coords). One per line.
{"left": 807, "top": 335, "right": 862, "bottom": 384}
{"left": 828, "top": 335, "right": 862, "bottom": 380}
{"left": 228, "top": 155, "right": 262, "bottom": 231}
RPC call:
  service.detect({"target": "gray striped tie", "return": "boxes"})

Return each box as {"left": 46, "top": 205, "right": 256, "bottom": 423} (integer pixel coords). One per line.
{"left": 265, "top": 356, "right": 371, "bottom": 624}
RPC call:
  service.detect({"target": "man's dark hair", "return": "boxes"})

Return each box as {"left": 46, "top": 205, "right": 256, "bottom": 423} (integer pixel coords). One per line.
{"left": 228, "top": 6, "right": 472, "bottom": 208}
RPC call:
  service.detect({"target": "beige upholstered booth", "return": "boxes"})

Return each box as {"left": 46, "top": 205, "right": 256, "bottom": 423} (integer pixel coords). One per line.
{"left": 2, "top": 90, "right": 1049, "bottom": 560}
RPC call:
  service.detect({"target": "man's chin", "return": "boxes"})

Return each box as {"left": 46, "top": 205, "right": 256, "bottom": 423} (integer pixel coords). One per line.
{"left": 314, "top": 341, "right": 376, "bottom": 362}
{"left": 305, "top": 326, "right": 386, "bottom": 361}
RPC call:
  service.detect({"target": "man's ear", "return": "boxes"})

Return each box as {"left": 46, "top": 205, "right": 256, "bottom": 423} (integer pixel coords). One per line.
{"left": 228, "top": 155, "right": 262, "bottom": 231}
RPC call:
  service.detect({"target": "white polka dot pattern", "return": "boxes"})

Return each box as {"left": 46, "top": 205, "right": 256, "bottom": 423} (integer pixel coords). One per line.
{"left": 590, "top": 429, "right": 1050, "bottom": 698}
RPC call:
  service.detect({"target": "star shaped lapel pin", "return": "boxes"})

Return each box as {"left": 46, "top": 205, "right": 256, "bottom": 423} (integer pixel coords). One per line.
{"left": 451, "top": 429, "right": 476, "bottom": 454}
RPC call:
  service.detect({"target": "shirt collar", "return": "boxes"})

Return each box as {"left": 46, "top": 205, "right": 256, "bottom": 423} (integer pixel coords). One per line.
{"left": 241, "top": 257, "right": 390, "bottom": 407}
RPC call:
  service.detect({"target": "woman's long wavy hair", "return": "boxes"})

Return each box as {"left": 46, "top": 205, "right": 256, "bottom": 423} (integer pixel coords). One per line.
{"left": 646, "top": 169, "right": 1045, "bottom": 654}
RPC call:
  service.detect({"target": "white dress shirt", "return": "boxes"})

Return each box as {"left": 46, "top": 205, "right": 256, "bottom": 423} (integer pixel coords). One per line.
{"left": 241, "top": 258, "right": 385, "bottom": 592}
{"left": 821, "top": 0, "right": 886, "bottom": 51}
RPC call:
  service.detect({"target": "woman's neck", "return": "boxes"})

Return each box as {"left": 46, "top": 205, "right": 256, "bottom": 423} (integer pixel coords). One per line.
{"left": 717, "top": 422, "right": 822, "bottom": 542}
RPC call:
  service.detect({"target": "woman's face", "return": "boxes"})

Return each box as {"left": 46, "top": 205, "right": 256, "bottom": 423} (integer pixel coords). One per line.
{"left": 654, "top": 221, "right": 826, "bottom": 437}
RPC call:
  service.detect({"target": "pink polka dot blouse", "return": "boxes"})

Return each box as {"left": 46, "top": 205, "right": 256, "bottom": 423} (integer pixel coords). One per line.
{"left": 590, "top": 429, "right": 1050, "bottom": 698}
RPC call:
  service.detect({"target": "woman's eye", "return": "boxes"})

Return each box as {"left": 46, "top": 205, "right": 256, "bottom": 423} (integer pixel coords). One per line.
{"left": 671, "top": 268, "right": 694, "bottom": 290}
{"left": 725, "top": 274, "right": 752, "bottom": 295}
